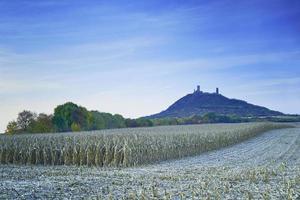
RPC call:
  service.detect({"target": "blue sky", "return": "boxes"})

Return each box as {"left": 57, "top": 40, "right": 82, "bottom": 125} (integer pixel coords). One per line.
{"left": 0, "top": 0, "right": 300, "bottom": 132}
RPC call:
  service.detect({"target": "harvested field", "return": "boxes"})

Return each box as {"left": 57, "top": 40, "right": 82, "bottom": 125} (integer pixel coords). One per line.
{"left": 0, "top": 124, "right": 299, "bottom": 199}
{"left": 0, "top": 123, "right": 287, "bottom": 167}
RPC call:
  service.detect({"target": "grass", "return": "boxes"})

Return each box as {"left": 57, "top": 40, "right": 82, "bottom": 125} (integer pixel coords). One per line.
{"left": 0, "top": 122, "right": 290, "bottom": 167}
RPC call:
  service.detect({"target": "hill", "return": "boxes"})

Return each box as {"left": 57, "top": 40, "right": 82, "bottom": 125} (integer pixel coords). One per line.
{"left": 147, "top": 86, "right": 284, "bottom": 118}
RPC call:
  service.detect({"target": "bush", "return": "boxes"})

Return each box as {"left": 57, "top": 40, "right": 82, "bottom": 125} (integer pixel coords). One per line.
{"left": 71, "top": 123, "right": 81, "bottom": 132}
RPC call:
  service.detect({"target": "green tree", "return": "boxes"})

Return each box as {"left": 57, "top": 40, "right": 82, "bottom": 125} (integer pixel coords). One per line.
{"left": 71, "top": 122, "right": 81, "bottom": 132}
{"left": 101, "top": 112, "right": 115, "bottom": 128}
{"left": 52, "top": 102, "right": 89, "bottom": 132}
{"left": 88, "top": 111, "right": 105, "bottom": 130}
{"left": 5, "top": 121, "right": 19, "bottom": 134}
{"left": 30, "top": 113, "right": 55, "bottom": 133}
{"left": 112, "top": 114, "right": 126, "bottom": 128}
{"left": 16, "top": 110, "right": 37, "bottom": 132}
{"left": 125, "top": 118, "right": 138, "bottom": 127}
{"left": 202, "top": 112, "right": 217, "bottom": 123}
{"left": 135, "top": 118, "right": 153, "bottom": 127}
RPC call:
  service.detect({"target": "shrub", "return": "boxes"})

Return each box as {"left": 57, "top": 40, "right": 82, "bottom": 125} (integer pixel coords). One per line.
{"left": 71, "top": 123, "right": 81, "bottom": 132}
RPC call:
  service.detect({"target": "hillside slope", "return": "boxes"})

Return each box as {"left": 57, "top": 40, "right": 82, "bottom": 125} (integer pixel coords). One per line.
{"left": 147, "top": 91, "right": 283, "bottom": 118}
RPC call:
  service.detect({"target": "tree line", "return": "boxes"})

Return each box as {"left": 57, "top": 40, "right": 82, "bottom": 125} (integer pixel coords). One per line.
{"left": 5, "top": 102, "right": 248, "bottom": 134}
{"left": 5, "top": 102, "right": 155, "bottom": 134}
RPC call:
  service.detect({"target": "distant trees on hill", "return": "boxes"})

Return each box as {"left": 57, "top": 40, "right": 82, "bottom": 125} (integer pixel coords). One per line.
{"left": 4, "top": 103, "right": 248, "bottom": 134}
{"left": 150, "top": 112, "right": 243, "bottom": 126}
{"left": 5, "top": 102, "right": 299, "bottom": 134}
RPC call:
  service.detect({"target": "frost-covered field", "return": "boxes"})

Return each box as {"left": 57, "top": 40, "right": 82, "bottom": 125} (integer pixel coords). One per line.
{"left": 0, "top": 125, "right": 300, "bottom": 199}
{"left": 0, "top": 123, "right": 285, "bottom": 167}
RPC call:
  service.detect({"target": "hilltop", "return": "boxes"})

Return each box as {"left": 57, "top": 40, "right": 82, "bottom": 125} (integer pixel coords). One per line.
{"left": 147, "top": 86, "right": 284, "bottom": 118}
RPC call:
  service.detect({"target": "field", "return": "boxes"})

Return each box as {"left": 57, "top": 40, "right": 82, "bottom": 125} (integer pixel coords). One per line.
{"left": 0, "top": 123, "right": 286, "bottom": 167}
{"left": 0, "top": 123, "right": 299, "bottom": 199}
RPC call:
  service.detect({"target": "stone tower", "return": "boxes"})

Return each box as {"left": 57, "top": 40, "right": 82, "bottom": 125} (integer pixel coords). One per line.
{"left": 216, "top": 87, "right": 219, "bottom": 94}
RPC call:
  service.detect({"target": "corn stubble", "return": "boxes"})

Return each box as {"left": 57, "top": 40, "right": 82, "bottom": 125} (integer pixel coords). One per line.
{"left": 0, "top": 123, "right": 288, "bottom": 167}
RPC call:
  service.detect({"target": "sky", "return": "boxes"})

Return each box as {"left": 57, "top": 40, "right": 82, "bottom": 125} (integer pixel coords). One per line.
{"left": 0, "top": 0, "right": 300, "bottom": 132}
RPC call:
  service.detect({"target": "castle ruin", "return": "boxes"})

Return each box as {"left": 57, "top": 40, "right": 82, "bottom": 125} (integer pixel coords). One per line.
{"left": 193, "top": 85, "right": 220, "bottom": 94}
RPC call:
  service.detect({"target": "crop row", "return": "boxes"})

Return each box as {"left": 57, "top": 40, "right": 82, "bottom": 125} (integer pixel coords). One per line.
{"left": 0, "top": 123, "right": 289, "bottom": 167}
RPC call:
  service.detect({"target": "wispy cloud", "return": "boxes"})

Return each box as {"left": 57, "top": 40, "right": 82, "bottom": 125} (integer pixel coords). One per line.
{"left": 0, "top": 0, "right": 300, "bottom": 132}
{"left": 1, "top": 45, "right": 299, "bottom": 90}
{"left": 0, "top": 79, "right": 63, "bottom": 95}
